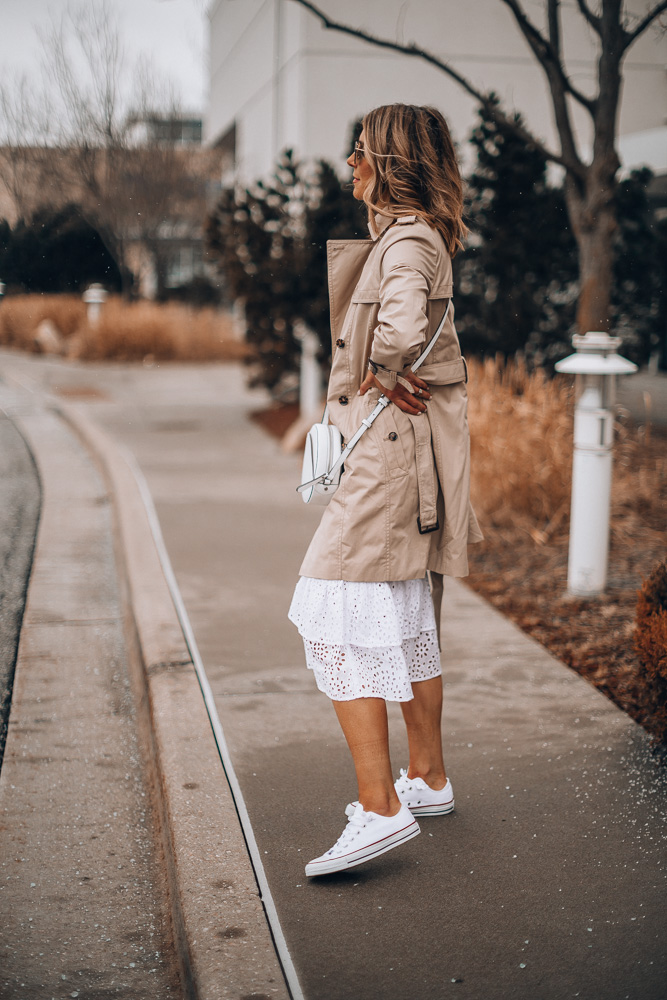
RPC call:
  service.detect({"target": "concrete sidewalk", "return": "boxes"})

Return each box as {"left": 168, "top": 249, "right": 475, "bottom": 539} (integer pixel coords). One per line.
{"left": 0, "top": 384, "right": 183, "bottom": 997}
{"left": 0, "top": 373, "right": 289, "bottom": 999}
{"left": 1, "top": 348, "right": 666, "bottom": 1000}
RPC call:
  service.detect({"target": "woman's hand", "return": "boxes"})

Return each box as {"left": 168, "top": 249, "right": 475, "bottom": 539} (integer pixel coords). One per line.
{"left": 358, "top": 369, "right": 431, "bottom": 415}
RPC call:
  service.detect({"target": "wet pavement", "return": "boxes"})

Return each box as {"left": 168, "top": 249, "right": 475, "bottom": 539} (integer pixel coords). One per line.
{"left": 0, "top": 412, "right": 40, "bottom": 768}
{"left": 1, "top": 349, "right": 666, "bottom": 1000}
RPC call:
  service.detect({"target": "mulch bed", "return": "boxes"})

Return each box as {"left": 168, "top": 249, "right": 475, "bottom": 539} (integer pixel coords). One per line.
{"left": 250, "top": 402, "right": 300, "bottom": 439}
{"left": 467, "top": 531, "right": 649, "bottom": 727}
{"left": 467, "top": 429, "right": 666, "bottom": 746}
{"left": 254, "top": 403, "right": 665, "bottom": 746}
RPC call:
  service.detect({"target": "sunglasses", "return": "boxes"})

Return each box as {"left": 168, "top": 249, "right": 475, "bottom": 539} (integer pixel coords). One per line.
{"left": 352, "top": 141, "right": 365, "bottom": 166}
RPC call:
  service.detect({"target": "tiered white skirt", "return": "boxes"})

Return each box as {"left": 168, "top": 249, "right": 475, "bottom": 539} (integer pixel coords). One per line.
{"left": 288, "top": 576, "right": 441, "bottom": 702}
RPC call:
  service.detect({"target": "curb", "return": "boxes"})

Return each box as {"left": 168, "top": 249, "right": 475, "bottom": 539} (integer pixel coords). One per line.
{"left": 55, "top": 401, "right": 297, "bottom": 1000}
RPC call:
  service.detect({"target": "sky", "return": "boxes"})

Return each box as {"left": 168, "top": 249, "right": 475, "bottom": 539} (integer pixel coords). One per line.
{"left": 0, "top": 0, "right": 208, "bottom": 114}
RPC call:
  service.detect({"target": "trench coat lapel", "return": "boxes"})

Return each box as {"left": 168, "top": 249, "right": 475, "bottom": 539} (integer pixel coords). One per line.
{"left": 326, "top": 239, "right": 374, "bottom": 354}
{"left": 325, "top": 217, "right": 397, "bottom": 353}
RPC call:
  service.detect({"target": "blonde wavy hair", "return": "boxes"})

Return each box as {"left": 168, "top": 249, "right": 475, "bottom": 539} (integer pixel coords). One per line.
{"left": 360, "top": 104, "right": 467, "bottom": 256}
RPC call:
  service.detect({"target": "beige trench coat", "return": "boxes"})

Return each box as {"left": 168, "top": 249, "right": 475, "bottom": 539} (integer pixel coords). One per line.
{"left": 299, "top": 214, "right": 482, "bottom": 583}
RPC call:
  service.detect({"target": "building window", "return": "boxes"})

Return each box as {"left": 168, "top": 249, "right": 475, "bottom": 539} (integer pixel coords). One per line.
{"left": 165, "top": 245, "right": 204, "bottom": 287}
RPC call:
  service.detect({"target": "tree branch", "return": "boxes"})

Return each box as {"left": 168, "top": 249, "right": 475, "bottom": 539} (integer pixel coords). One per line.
{"left": 525, "top": 0, "right": 587, "bottom": 169}
{"left": 573, "top": 0, "right": 602, "bottom": 33}
{"left": 623, "top": 0, "right": 667, "bottom": 47}
{"left": 548, "top": 0, "right": 562, "bottom": 56}
{"left": 290, "top": 0, "right": 586, "bottom": 177}
{"left": 498, "top": 0, "right": 595, "bottom": 113}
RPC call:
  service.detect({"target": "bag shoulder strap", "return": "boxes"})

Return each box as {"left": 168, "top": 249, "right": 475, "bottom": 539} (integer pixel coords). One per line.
{"left": 309, "top": 298, "right": 453, "bottom": 488}
{"left": 411, "top": 298, "right": 452, "bottom": 373}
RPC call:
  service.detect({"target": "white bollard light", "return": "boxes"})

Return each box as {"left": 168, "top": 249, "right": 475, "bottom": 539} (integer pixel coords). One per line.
{"left": 555, "top": 331, "right": 637, "bottom": 596}
{"left": 293, "top": 319, "right": 322, "bottom": 419}
{"left": 82, "top": 283, "right": 108, "bottom": 326}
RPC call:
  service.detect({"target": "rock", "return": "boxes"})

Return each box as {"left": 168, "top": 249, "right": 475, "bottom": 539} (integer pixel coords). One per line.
{"left": 34, "top": 319, "right": 64, "bottom": 355}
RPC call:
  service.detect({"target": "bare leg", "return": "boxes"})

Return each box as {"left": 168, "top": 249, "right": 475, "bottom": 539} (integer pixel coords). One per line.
{"left": 332, "top": 697, "right": 401, "bottom": 816}
{"left": 399, "top": 676, "right": 447, "bottom": 790}
{"left": 428, "top": 570, "right": 444, "bottom": 649}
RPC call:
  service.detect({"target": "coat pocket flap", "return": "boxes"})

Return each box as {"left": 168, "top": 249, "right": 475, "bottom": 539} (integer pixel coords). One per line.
{"left": 350, "top": 286, "right": 381, "bottom": 303}
{"left": 351, "top": 282, "right": 454, "bottom": 304}
{"left": 418, "top": 357, "right": 468, "bottom": 385}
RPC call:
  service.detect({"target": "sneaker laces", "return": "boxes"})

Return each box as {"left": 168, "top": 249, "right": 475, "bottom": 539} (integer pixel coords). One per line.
{"left": 328, "top": 804, "right": 370, "bottom": 854}
{"left": 395, "top": 767, "right": 414, "bottom": 792}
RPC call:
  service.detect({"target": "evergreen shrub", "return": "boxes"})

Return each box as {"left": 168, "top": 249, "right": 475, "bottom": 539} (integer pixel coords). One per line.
{"left": 0, "top": 205, "right": 122, "bottom": 294}
{"left": 205, "top": 148, "right": 365, "bottom": 396}
{"left": 455, "top": 99, "right": 578, "bottom": 364}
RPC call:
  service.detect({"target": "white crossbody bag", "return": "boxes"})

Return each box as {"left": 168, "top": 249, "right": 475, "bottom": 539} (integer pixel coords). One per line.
{"left": 297, "top": 300, "right": 452, "bottom": 505}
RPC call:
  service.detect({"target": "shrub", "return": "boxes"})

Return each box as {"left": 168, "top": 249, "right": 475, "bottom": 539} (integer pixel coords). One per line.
{"left": 0, "top": 205, "right": 122, "bottom": 294}
{"left": 634, "top": 560, "right": 667, "bottom": 744}
{"left": 161, "top": 276, "right": 222, "bottom": 307}
{"left": 456, "top": 101, "right": 578, "bottom": 364}
{"left": 205, "top": 147, "right": 366, "bottom": 395}
{"left": 205, "top": 151, "right": 304, "bottom": 393}
{"left": 456, "top": 103, "right": 664, "bottom": 367}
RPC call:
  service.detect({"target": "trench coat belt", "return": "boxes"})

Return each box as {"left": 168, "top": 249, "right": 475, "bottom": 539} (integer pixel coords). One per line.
{"left": 410, "top": 414, "right": 439, "bottom": 533}
{"left": 407, "top": 356, "right": 467, "bottom": 533}
{"left": 416, "top": 356, "right": 468, "bottom": 385}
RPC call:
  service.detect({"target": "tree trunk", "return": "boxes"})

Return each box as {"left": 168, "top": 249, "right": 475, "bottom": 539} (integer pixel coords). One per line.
{"left": 93, "top": 221, "right": 134, "bottom": 299}
{"left": 564, "top": 0, "right": 625, "bottom": 335}
{"left": 119, "top": 262, "right": 135, "bottom": 300}
{"left": 564, "top": 162, "right": 618, "bottom": 334}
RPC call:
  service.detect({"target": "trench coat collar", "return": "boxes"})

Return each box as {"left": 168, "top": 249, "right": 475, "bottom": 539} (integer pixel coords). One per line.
{"left": 369, "top": 212, "right": 419, "bottom": 241}
{"left": 369, "top": 212, "right": 394, "bottom": 240}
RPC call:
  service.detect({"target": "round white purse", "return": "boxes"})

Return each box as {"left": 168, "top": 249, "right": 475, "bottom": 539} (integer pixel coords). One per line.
{"left": 299, "top": 420, "right": 343, "bottom": 505}
{"left": 297, "top": 300, "right": 452, "bottom": 506}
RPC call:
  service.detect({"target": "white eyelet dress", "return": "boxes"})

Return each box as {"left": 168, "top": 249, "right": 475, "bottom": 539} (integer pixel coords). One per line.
{"left": 288, "top": 576, "right": 441, "bottom": 702}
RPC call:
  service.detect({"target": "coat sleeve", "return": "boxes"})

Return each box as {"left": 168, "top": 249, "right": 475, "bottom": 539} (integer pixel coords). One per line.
{"left": 369, "top": 228, "right": 437, "bottom": 391}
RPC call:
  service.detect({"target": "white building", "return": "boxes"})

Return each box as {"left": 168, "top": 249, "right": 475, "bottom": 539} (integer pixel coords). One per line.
{"left": 206, "top": 0, "right": 667, "bottom": 182}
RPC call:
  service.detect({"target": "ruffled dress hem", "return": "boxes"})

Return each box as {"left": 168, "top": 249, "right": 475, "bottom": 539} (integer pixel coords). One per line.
{"left": 288, "top": 576, "right": 441, "bottom": 702}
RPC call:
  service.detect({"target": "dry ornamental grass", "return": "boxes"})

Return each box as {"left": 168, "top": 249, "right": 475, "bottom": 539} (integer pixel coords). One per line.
{"left": 465, "top": 358, "right": 667, "bottom": 746}
{"left": 0, "top": 294, "right": 247, "bottom": 363}
{"left": 467, "top": 358, "right": 574, "bottom": 540}
{"left": 0, "top": 295, "right": 86, "bottom": 346}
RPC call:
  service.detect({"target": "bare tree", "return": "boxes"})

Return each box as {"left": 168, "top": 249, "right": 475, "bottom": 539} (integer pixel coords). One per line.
{"left": 0, "top": 78, "right": 62, "bottom": 222}
{"left": 0, "top": 1, "right": 212, "bottom": 297}
{"left": 291, "top": 0, "right": 667, "bottom": 335}
{"left": 119, "top": 141, "right": 220, "bottom": 297}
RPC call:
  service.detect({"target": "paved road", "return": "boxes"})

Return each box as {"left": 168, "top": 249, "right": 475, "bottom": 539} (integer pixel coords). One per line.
{"left": 617, "top": 370, "right": 667, "bottom": 427}
{"left": 2, "top": 350, "right": 666, "bottom": 1000}
{"left": 0, "top": 412, "right": 40, "bottom": 768}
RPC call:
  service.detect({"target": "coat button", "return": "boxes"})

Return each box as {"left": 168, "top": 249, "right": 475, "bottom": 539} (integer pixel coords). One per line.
{"left": 388, "top": 431, "right": 398, "bottom": 441}
{"left": 336, "top": 339, "right": 345, "bottom": 348}
{"left": 339, "top": 395, "right": 348, "bottom": 405}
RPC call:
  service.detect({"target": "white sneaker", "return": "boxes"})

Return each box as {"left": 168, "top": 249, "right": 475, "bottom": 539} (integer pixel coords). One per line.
{"left": 394, "top": 768, "right": 455, "bottom": 816}
{"left": 305, "top": 802, "right": 420, "bottom": 877}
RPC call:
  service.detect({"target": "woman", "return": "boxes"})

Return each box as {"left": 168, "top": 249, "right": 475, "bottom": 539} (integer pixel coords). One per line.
{"left": 289, "top": 103, "right": 482, "bottom": 877}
